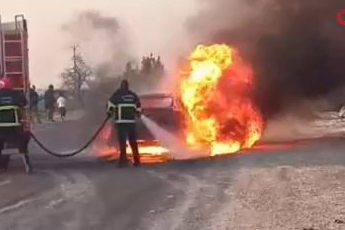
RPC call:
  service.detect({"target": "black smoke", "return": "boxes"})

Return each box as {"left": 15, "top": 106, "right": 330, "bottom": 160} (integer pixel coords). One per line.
{"left": 76, "top": 11, "right": 120, "bottom": 34}
{"left": 63, "top": 10, "right": 132, "bottom": 80}
{"left": 188, "top": 0, "right": 345, "bottom": 117}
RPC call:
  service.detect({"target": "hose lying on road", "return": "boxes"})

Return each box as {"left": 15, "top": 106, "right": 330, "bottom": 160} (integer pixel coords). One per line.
{"left": 30, "top": 116, "right": 110, "bottom": 158}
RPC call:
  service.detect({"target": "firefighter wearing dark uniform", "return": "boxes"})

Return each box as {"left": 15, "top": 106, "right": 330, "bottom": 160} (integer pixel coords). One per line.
{"left": 108, "top": 80, "right": 141, "bottom": 167}
{"left": 0, "top": 78, "right": 32, "bottom": 173}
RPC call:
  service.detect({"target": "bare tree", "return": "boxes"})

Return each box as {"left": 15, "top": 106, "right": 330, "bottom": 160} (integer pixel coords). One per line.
{"left": 61, "top": 45, "right": 92, "bottom": 103}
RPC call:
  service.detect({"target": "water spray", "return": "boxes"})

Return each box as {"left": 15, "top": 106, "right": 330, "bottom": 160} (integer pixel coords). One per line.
{"left": 140, "top": 115, "right": 193, "bottom": 160}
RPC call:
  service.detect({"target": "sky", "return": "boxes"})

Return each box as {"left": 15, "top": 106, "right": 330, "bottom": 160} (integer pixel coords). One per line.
{"left": 1, "top": 0, "right": 197, "bottom": 88}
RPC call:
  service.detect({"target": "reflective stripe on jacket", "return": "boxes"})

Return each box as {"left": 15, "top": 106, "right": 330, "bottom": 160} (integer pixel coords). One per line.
{"left": 108, "top": 90, "right": 141, "bottom": 124}
{"left": 108, "top": 101, "right": 140, "bottom": 123}
{"left": 0, "top": 105, "right": 21, "bottom": 127}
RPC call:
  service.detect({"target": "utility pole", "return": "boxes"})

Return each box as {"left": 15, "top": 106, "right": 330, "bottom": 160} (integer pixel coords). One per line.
{"left": 70, "top": 45, "right": 82, "bottom": 103}
{"left": 71, "top": 45, "right": 78, "bottom": 70}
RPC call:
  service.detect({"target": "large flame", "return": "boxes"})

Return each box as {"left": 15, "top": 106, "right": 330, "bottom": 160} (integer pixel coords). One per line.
{"left": 179, "top": 44, "right": 263, "bottom": 156}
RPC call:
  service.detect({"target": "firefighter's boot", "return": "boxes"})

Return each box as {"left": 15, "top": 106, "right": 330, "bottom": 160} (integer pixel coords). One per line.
{"left": 133, "top": 156, "right": 141, "bottom": 167}
{"left": 132, "top": 150, "right": 141, "bottom": 167}
{"left": 133, "top": 161, "right": 141, "bottom": 167}
{"left": 22, "top": 154, "right": 33, "bottom": 174}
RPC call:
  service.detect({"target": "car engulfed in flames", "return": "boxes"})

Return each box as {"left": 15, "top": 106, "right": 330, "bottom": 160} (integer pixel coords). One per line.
{"left": 93, "top": 43, "right": 264, "bottom": 163}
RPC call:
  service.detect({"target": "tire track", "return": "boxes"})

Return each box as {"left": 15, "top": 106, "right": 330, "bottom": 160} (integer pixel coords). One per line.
{"left": 145, "top": 167, "right": 232, "bottom": 230}
{"left": 0, "top": 180, "right": 11, "bottom": 187}
{"left": 0, "top": 198, "right": 33, "bottom": 215}
{"left": 0, "top": 169, "right": 97, "bottom": 230}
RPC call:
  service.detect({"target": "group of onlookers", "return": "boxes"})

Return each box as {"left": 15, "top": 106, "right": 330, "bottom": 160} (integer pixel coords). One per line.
{"left": 29, "top": 84, "right": 67, "bottom": 124}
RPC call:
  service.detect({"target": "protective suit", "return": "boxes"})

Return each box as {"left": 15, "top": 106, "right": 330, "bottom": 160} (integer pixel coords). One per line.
{"left": 108, "top": 80, "right": 141, "bottom": 167}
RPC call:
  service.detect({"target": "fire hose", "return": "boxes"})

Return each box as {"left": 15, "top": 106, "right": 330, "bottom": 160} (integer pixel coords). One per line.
{"left": 29, "top": 115, "right": 110, "bottom": 158}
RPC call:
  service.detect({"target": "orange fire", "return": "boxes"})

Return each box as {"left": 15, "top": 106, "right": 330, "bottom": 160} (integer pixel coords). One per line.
{"left": 178, "top": 44, "right": 263, "bottom": 156}
{"left": 93, "top": 123, "right": 170, "bottom": 163}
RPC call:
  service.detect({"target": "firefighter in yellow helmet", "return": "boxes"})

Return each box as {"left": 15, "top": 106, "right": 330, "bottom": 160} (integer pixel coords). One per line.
{"left": 107, "top": 80, "right": 141, "bottom": 167}
{"left": 0, "top": 78, "right": 32, "bottom": 173}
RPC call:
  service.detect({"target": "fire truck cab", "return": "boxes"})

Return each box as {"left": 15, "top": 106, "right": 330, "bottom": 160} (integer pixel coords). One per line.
{"left": 0, "top": 15, "right": 31, "bottom": 134}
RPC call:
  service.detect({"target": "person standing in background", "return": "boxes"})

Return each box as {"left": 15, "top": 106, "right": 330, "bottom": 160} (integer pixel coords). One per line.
{"left": 44, "top": 84, "right": 55, "bottom": 122}
{"left": 29, "top": 85, "right": 41, "bottom": 124}
{"left": 57, "top": 92, "right": 67, "bottom": 121}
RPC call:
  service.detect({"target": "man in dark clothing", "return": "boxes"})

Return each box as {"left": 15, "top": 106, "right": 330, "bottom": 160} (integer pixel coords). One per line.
{"left": 44, "top": 84, "right": 55, "bottom": 122}
{"left": 107, "top": 80, "right": 141, "bottom": 167}
{"left": 30, "top": 85, "right": 41, "bottom": 124}
{"left": 0, "top": 78, "right": 32, "bottom": 173}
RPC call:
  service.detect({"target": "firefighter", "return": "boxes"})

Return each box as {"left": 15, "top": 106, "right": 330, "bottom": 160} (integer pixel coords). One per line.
{"left": 0, "top": 78, "right": 32, "bottom": 173}
{"left": 107, "top": 80, "right": 141, "bottom": 167}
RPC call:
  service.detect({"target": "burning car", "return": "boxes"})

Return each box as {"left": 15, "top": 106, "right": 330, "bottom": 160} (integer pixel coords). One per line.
{"left": 95, "top": 44, "right": 264, "bottom": 162}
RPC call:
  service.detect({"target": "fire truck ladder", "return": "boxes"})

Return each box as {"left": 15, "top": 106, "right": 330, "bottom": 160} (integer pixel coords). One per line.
{"left": 0, "top": 15, "right": 4, "bottom": 77}
{"left": 2, "top": 15, "right": 27, "bottom": 80}
{"left": 2, "top": 15, "right": 30, "bottom": 131}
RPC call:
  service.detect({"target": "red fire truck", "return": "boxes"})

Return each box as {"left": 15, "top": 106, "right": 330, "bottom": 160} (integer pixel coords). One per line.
{"left": 0, "top": 15, "right": 30, "bottom": 131}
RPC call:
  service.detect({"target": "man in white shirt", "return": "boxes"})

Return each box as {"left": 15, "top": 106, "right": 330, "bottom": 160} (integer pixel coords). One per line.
{"left": 57, "top": 92, "right": 67, "bottom": 121}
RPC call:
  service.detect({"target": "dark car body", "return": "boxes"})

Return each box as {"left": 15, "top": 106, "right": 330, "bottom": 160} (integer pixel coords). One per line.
{"left": 137, "top": 93, "right": 183, "bottom": 140}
